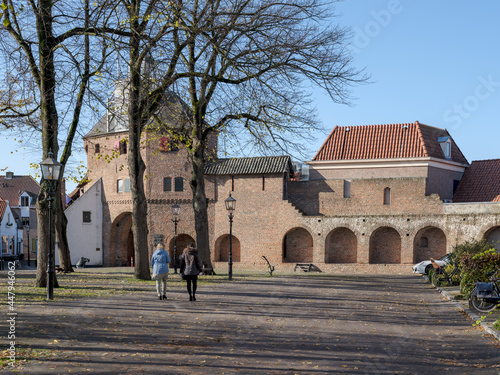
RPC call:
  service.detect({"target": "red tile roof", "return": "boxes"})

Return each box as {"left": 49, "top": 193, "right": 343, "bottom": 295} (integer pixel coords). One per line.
{"left": 0, "top": 199, "right": 7, "bottom": 220}
{"left": 313, "top": 121, "right": 468, "bottom": 164}
{"left": 0, "top": 174, "right": 40, "bottom": 206}
{"left": 453, "top": 159, "right": 500, "bottom": 203}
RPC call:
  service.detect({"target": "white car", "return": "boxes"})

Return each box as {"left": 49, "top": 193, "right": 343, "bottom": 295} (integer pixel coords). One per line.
{"left": 412, "top": 254, "right": 451, "bottom": 274}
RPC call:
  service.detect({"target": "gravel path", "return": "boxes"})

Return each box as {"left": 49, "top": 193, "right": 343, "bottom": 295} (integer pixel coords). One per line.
{"left": 5, "top": 274, "right": 500, "bottom": 374}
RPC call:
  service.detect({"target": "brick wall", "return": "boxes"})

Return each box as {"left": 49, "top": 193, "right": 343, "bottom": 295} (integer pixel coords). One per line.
{"left": 84, "top": 130, "right": 216, "bottom": 266}
{"left": 325, "top": 227, "right": 357, "bottom": 263}
{"left": 84, "top": 131, "right": 500, "bottom": 273}
{"left": 413, "top": 226, "right": 447, "bottom": 263}
{"left": 426, "top": 166, "right": 463, "bottom": 201}
{"left": 369, "top": 227, "right": 401, "bottom": 264}
{"left": 288, "top": 177, "right": 443, "bottom": 216}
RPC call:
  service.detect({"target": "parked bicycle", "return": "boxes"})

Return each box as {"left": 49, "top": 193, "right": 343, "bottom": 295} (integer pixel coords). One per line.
{"left": 431, "top": 257, "right": 461, "bottom": 287}
{"left": 470, "top": 270, "right": 500, "bottom": 313}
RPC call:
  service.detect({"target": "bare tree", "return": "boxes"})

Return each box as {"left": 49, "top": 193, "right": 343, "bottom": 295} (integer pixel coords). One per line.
{"left": 0, "top": 0, "right": 115, "bottom": 284}
{"left": 101, "top": 0, "right": 365, "bottom": 275}
{"left": 146, "top": 0, "right": 367, "bottom": 268}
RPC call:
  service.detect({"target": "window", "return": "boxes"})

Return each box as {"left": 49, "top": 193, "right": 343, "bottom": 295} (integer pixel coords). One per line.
{"left": 119, "top": 140, "right": 127, "bottom": 155}
{"left": 124, "top": 178, "right": 131, "bottom": 192}
{"left": 20, "top": 196, "right": 30, "bottom": 206}
{"left": 117, "top": 179, "right": 124, "bottom": 193}
{"left": 95, "top": 143, "right": 100, "bottom": 154}
{"left": 343, "top": 180, "right": 351, "bottom": 198}
{"left": 383, "top": 187, "right": 391, "bottom": 205}
{"left": 231, "top": 176, "right": 235, "bottom": 191}
{"left": 83, "top": 211, "right": 91, "bottom": 223}
{"left": 174, "top": 177, "right": 183, "bottom": 192}
{"left": 437, "top": 136, "right": 451, "bottom": 160}
{"left": 163, "top": 177, "right": 172, "bottom": 192}
{"left": 159, "top": 137, "right": 179, "bottom": 152}
{"left": 445, "top": 142, "right": 451, "bottom": 158}
{"left": 262, "top": 176, "right": 265, "bottom": 191}
{"left": 1, "top": 236, "right": 7, "bottom": 252}
{"left": 21, "top": 217, "right": 29, "bottom": 227}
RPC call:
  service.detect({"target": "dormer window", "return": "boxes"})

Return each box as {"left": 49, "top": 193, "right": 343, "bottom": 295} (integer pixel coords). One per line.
{"left": 438, "top": 136, "right": 451, "bottom": 160}
{"left": 20, "top": 196, "right": 30, "bottom": 206}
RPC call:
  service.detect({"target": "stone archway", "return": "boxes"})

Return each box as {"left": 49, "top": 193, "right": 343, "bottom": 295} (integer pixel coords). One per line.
{"left": 282, "top": 227, "right": 313, "bottom": 263}
{"left": 369, "top": 227, "right": 401, "bottom": 264}
{"left": 413, "top": 226, "right": 447, "bottom": 263}
{"left": 484, "top": 226, "right": 500, "bottom": 251}
{"left": 109, "top": 212, "right": 135, "bottom": 266}
{"left": 169, "top": 234, "right": 196, "bottom": 267}
{"left": 215, "top": 234, "right": 241, "bottom": 262}
{"left": 325, "top": 227, "right": 357, "bottom": 263}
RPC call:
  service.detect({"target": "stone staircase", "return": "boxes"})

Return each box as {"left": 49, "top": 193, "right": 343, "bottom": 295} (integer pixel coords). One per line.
{"left": 286, "top": 199, "right": 306, "bottom": 216}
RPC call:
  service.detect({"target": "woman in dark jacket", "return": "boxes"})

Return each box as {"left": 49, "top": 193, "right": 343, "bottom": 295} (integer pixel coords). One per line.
{"left": 180, "top": 243, "right": 204, "bottom": 301}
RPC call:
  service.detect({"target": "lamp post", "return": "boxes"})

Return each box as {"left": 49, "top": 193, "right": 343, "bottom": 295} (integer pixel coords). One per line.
{"left": 40, "top": 150, "right": 62, "bottom": 301}
{"left": 25, "top": 225, "right": 30, "bottom": 267}
{"left": 172, "top": 201, "right": 181, "bottom": 274}
{"left": 224, "top": 193, "right": 236, "bottom": 280}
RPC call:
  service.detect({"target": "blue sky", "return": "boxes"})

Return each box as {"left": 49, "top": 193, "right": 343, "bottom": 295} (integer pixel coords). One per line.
{"left": 311, "top": 0, "right": 500, "bottom": 161}
{"left": 1, "top": 0, "right": 500, "bottom": 191}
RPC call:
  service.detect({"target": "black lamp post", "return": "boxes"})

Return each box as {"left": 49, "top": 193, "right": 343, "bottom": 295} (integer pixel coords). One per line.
{"left": 172, "top": 201, "right": 181, "bottom": 274}
{"left": 40, "top": 151, "right": 62, "bottom": 300}
{"left": 225, "top": 193, "right": 236, "bottom": 280}
{"left": 25, "top": 225, "right": 30, "bottom": 267}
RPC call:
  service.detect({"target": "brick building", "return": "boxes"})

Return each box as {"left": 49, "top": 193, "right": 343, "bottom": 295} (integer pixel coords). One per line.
{"left": 70, "top": 82, "right": 500, "bottom": 272}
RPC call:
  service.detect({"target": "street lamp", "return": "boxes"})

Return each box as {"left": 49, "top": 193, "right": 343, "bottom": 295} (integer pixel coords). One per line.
{"left": 172, "top": 201, "right": 181, "bottom": 274}
{"left": 225, "top": 193, "right": 236, "bottom": 280}
{"left": 24, "top": 225, "right": 30, "bottom": 267}
{"left": 40, "top": 150, "right": 62, "bottom": 300}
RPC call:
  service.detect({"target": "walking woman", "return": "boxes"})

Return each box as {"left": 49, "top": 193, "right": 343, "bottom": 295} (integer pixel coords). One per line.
{"left": 151, "top": 242, "right": 170, "bottom": 300}
{"left": 180, "top": 243, "right": 204, "bottom": 301}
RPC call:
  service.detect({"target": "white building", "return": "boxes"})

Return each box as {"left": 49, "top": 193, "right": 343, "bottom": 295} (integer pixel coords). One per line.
{"left": 65, "top": 178, "right": 103, "bottom": 266}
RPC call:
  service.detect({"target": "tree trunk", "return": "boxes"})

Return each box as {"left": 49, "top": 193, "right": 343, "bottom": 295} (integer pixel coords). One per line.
{"left": 190, "top": 139, "right": 214, "bottom": 271}
{"left": 128, "top": 115, "right": 150, "bottom": 279}
{"left": 35, "top": 0, "right": 60, "bottom": 287}
{"left": 55, "top": 184, "right": 73, "bottom": 272}
{"left": 127, "top": 33, "right": 151, "bottom": 280}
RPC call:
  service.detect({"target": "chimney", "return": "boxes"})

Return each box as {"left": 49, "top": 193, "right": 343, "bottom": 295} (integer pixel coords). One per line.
{"left": 5, "top": 172, "right": 13, "bottom": 179}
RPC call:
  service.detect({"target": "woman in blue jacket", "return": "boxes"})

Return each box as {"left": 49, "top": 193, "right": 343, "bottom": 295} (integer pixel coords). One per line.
{"left": 150, "top": 242, "right": 170, "bottom": 300}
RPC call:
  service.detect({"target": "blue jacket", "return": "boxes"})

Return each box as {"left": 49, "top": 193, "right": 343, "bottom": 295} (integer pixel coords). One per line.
{"left": 151, "top": 248, "right": 170, "bottom": 275}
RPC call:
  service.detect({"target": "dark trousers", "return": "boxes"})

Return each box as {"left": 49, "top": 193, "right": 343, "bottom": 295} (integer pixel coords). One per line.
{"left": 185, "top": 275, "right": 198, "bottom": 296}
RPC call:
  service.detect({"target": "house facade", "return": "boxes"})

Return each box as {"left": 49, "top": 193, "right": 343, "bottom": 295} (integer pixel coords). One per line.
{"left": 0, "top": 172, "right": 39, "bottom": 261}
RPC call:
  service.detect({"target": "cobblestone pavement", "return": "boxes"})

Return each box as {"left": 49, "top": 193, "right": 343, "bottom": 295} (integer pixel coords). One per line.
{"left": 4, "top": 274, "right": 500, "bottom": 374}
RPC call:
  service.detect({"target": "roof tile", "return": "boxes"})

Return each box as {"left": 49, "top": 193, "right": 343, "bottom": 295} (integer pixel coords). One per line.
{"left": 453, "top": 159, "right": 500, "bottom": 202}
{"left": 0, "top": 175, "right": 40, "bottom": 206}
{"left": 205, "top": 156, "right": 293, "bottom": 176}
{"left": 313, "top": 121, "right": 468, "bottom": 164}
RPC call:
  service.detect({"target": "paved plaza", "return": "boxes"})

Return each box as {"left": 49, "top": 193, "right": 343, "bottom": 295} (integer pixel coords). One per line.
{"left": 4, "top": 274, "right": 500, "bottom": 374}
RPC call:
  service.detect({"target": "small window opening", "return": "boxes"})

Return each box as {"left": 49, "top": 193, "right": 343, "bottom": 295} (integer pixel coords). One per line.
{"left": 343, "top": 180, "right": 351, "bottom": 198}
{"left": 262, "top": 176, "right": 265, "bottom": 191}
{"left": 83, "top": 211, "right": 91, "bottom": 223}
{"left": 174, "top": 177, "right": 183, "bottom": 192}
{"left": 164, "top": 177, "right": 172, "bottom": 192}
{"left": 117, "top": 179, "right": 124, "bottom": 193}
{"left": 383, "top": 187, "right": 391, "bottom": 205}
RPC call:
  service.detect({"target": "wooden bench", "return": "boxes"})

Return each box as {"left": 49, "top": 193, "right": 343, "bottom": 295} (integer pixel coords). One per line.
{"left": 294, "top": 263, "right": 313, "bottom": 272}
